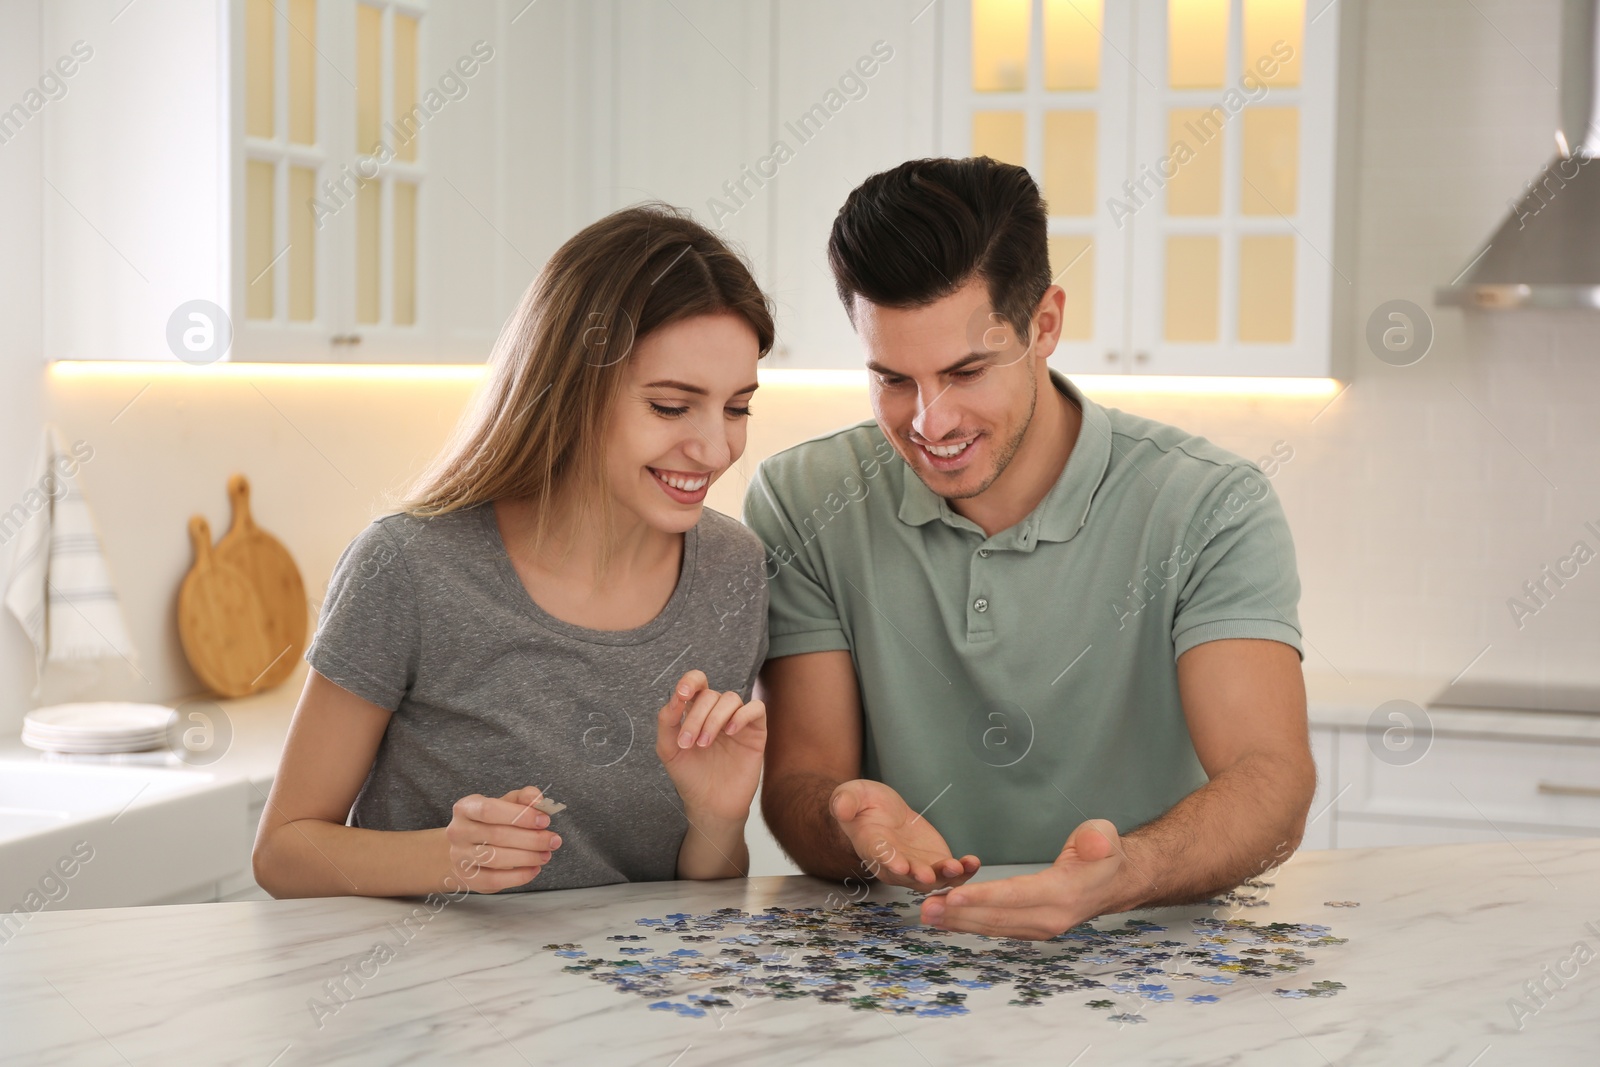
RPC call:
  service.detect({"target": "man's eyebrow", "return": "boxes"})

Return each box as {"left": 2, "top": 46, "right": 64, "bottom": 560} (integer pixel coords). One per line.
{"left": 642, "top": 379, "right": 759, "bottom": 396}
{"left": 865, "top": 353, "right": 990, "bottom": 377}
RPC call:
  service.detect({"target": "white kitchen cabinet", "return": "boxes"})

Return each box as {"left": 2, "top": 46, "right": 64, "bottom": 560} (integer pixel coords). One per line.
{"left": 229, "top": 0, "right": 579, "bottom": 363}
{"left": 1304, "top": 714, "right": 1600, "bottom": 849}
{"left": 764, "top": 0, "right": 941, "bottom": 367}
{"left": 49, "top": 0, "right": 1358, "bottom": 372}
{"left": 1335, "top": 727, "right": 1600, "bottom": 838}
{"left": 1332, "top": 819, "right": 1575, "bottom": 849}
{"left": 938, "top": 0, "right": 1133, "bottom": 373}
{"left": 595, "top": 0, "right": 946, "bottom": 369}
{"left": 939, "top": 0, "right": 1360, "bottom": 377}
{"left": 591, "top": 0, "right": 773, "bottom": 260}
{"left": 44, "top": 0, "right": 590, "bottom": 364}
{"left": 1300, "top": 724, "right": 1336, "bottom": 850}
{"left": 42, "top": 0, "right": 228, "bottom": 363}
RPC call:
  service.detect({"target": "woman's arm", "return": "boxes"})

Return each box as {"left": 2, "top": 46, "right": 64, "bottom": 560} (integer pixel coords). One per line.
{"left": 655, "top": 671, "right": 767, "bottom": 880}
{"left": 677, "top": 814, "right": 750, "bottom": 880}
{"left": 252, "top": 669, "right": 560, "bottom": 897}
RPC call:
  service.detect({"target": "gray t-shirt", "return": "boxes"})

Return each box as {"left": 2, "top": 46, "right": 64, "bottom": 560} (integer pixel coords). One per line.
{"left": 305, "top": 502, "right": 769, "bottom": 891}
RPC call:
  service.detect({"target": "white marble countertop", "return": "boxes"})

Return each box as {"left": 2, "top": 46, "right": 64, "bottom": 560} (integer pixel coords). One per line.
{"left": 3, "top": 839, "right": 1598, "bottom": 1066}
{"left": 1301, "top": 672, "right": 1600, "bottom": 742}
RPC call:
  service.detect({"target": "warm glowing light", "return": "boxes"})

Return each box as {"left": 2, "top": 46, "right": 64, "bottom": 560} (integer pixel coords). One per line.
{"left": 48, "top": 361, "right": 487, "bottom": 382}
{"left": 1073, "top": 374, "right": 1340, "bottom": 397}
{"left": 48, "top": 362, "right": 1341, "bottom": 398}
{"left": 762, "top": 368, "right": 1341, "bottom": 397}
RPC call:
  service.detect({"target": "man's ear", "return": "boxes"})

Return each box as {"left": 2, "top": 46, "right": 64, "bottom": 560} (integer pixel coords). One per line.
{"left": 1029, "top": 285, "right": 1067, "bottom": 363}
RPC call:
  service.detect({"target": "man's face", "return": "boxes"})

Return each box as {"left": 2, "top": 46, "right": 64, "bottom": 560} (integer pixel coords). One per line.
{"left": 855, "top": 276, "right": 1055, "bottom": 501}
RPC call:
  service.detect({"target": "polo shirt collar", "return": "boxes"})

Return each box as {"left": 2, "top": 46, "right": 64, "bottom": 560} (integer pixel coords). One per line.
{"left": 896, "top": 369, "right": 1112, "bottom": 548}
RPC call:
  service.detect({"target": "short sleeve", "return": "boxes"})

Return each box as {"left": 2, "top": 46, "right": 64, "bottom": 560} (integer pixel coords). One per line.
{"left": 742, "top": 463, "right": 852, "bottom": 660}
{"left": 305, "top": 519, "right": 422, "bottom": 710}
{"left": 1171, "top": 465, "right": 1304, "bottom": 661}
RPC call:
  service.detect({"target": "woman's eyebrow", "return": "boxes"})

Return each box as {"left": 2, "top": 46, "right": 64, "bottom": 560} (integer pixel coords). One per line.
{"left": 642, "top": 379, "right": 760, "bottom": 396}
{"left": 642, "top": 379, "right": 707, "bottom": 395}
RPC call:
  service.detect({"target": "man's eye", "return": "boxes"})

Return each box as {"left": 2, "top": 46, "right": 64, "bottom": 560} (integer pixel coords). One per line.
{"left": 649, "top": 402, "right": 689, "bottom": 417}
{"left": 875, "top": 375, "right": 909, "bottom": 388}
{"left": 952, "top": 367, "right": 985, "bottom": 381}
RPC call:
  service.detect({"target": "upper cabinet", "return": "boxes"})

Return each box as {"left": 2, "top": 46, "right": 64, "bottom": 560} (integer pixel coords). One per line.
{"left": 590, "top": 0, "right": 942, "bottom": 368}
{"left": 230, "top": 0, "right": 587, "bottom": 362}
{"left": 939, "top": 0, "right": 1360, "bottom": 376}
{"left": 43, "top": 0, "right": 1354, "bottom": 372}
{"left": 43, "top": 0, "right": 591, "bottom": 364}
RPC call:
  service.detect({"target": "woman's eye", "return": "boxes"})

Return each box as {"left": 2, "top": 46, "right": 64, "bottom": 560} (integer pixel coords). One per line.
{"left": 649, "top": 402, "right": 689, "bottom": 418}
{"left": 726, "top": 406, "right": 754, "bottom": 418}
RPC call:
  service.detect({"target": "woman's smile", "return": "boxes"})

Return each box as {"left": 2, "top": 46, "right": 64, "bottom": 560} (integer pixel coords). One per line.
{"left": 649, "top": 466, "right": 713, "bottom": 504}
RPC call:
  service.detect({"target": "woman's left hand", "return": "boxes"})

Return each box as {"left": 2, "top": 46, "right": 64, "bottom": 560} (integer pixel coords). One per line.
{"left": 655, "top": 670, "right": 766, "bottom": 825}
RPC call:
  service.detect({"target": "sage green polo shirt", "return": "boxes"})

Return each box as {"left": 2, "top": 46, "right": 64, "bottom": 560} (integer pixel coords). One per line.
{"left": 742, "top": 370, "right": 1303, "bottom": 864}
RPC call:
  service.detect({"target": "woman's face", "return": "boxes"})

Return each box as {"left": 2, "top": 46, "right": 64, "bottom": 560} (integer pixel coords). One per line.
{"left": 602, "top": 312, "right": 761, "bottom": 536}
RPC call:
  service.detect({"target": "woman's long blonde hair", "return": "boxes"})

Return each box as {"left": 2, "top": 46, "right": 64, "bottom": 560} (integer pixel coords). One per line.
{"left": 401, "top": 203, "right": 774, "bottom": 561}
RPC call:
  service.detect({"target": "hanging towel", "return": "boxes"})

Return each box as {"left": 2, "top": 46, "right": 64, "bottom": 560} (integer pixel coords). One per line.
{"left": 2, "top": 425, "right": 138, "bottom": 688}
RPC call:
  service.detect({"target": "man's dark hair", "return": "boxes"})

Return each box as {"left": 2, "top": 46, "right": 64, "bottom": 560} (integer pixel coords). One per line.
{"left": 827, "top": 156, "right": 1052, "bottom": 345}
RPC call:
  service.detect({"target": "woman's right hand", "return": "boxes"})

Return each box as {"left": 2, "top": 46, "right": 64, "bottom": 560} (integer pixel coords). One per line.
{"left": 445, "top": 785, "right": 563, "bottom": 893}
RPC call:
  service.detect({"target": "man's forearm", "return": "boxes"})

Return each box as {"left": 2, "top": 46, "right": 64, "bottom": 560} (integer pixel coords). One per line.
{"left": 1101, "top": 751, "right": 1315, "bottom": 914}
{"left": 761, "top": 771, "right": 864, "bottom": 881}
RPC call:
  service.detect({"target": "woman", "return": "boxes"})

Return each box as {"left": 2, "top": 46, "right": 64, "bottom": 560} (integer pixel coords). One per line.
{"left": 253, "top": 204, "right": 773, "bottom": 897}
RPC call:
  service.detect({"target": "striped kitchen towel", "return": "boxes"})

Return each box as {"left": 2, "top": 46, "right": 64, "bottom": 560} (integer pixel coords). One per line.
{"left": 2, "top": 425, "right": 138, "bottom": 688}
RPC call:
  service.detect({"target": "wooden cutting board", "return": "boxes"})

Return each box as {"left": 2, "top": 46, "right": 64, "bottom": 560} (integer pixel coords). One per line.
{"left": 177, "top": 515, "right": 276, "bottom": 698}
{"left": 214, "top": 474, "right": 307, "bottom": 690}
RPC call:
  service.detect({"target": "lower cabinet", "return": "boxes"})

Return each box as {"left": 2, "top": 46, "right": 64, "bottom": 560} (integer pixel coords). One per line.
{"left": 205, "top": 790, "right": 273, "bottom": 903}
{"left": 1300, "top": 726, "right": 1338, "bottom": 851}
{"left": 1309, "top": 723, "right": 1600, "bottom": 849}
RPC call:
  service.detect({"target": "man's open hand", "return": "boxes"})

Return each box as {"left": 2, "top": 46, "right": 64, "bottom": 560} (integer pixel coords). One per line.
{"left": 920, "top": 818, "right": 1132, "bottom": 939}
{"left": 831, "top": 779, "right": 980, "bottom": 891}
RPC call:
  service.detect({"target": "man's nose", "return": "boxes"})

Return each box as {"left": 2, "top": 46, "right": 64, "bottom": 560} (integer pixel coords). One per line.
{"left": 911, "top": 384, "right": 960, "bottom": 441}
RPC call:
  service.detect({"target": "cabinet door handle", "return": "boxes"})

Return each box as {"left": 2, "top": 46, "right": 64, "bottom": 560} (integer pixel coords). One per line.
{"left": 1537, "top": 781, "right": 1600, "bottom": 799}
{"left": 1105, "top": 350, "right": 1119, "bottom": 363}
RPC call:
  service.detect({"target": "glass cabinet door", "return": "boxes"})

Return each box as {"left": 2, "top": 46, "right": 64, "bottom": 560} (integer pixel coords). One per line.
{"left": 943, "top": 0, "right": 1342, "bottom": 378}
{"left": 1127, "top": 0, "right": 1335, "bottom": 376}
{"left": 235, "top": 0, "right": 472, "bottom": 363}
{"left": 943, "top": 0, "right": 1134, "bottom": 374}
{"left": 240, "top": 0, "right": 326, "bottom": 355}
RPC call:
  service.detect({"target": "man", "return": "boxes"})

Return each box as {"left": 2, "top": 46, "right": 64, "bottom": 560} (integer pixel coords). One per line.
{"left": 742, "top": 157, "right": 1315, "bottom": 941}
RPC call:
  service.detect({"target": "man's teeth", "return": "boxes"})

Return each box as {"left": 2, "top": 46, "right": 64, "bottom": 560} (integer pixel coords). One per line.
{"left": 924, "top": 440, "right": 972, "bottom": 459}
{"left": 655, "top": 470, "right": 709, "bottom": 491}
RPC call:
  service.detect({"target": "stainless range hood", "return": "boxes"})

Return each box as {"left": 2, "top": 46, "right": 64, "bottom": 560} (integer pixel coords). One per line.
{"left": 1437, "top": 0, "right": 1600, "bottom": 309}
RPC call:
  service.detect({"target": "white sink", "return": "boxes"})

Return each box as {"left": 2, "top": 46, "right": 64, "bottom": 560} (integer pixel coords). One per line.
{"left": 0, "top": 758, "right": 251, "bottom": 913}
{"left": 0, "top": 761, "right": 212, "bottom": 823}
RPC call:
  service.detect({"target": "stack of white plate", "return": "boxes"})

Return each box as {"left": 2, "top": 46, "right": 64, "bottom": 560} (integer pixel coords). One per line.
{"left": 21, "top": 703, "right": 177, "bottom": 754}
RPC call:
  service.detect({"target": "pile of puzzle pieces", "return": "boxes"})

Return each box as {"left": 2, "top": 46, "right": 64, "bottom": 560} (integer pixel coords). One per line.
{"left": 548, "top": 901, "right": 1349, "bottom": 1023}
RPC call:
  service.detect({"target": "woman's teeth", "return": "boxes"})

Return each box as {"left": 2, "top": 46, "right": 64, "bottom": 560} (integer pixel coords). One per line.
{"left": 924, "top": 440, "right": 972, "bottom": 458}
{"left": 652, "top": 469, "right": 709, "bottom": 491}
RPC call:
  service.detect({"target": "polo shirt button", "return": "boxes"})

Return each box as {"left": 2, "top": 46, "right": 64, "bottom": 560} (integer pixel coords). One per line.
{"left": 978, "top": 548, "right": 991, "bottom": 558}
{"left": 974, "top": 598, "right": 989, "bottom": 613}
